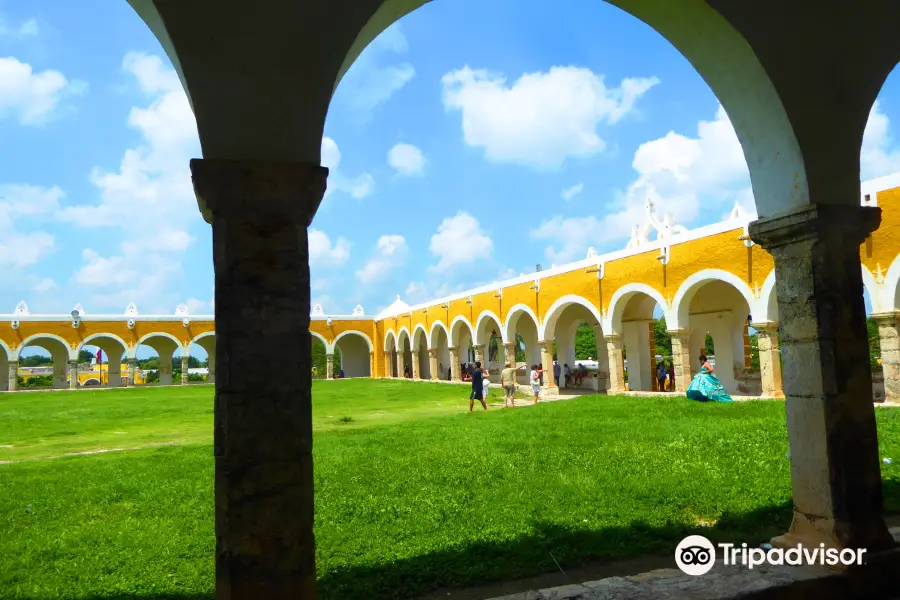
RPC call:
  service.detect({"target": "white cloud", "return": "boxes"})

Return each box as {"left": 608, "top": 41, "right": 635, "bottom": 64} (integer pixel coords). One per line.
{"left": 74, "top": 249, "right": 137, "bottom": 287}
{"left": 0, "top": 231, "right": 55, "bottom": 269}
{"left": 561, "top": 183, "right": 584, "bottom": 201}
{"left": 357, "top": 234, "right": 408, "bottom": 284}
{"left": 33, "top": 277, "right": 55, "bottom": 293}
{"left": 0, "top": 57, "right": 87, "bottom": 125}
{"left": 388, "top": 143, "right": 426, "bottom": 176}
{"left": 441, "top": 65, "right": 658, "bottom": 169}
{"left": 321, "top": 136, "right": 376, "bottom": 199}
{"left": 17, "top": 18, "right": 38, "bottom": 37}
{"left": 427, "top": 212, "right": 493, "bottom": 274}
{"left": 861, "top": 101, "right": 900, "bottom": 180}
{"left": 0, "top": 16, "right": 40, "bottom": 39}
{"left": 184, "top": 297, "right": 210, "bottom": 315}
{"left": 0, "top": 184, "right": 63, "bottom": 270}
{"left": 309, "top": 229, "right": 351, "bottom": 267}
{"left": 333, "top": 23, "right": 415, "bottom": 119}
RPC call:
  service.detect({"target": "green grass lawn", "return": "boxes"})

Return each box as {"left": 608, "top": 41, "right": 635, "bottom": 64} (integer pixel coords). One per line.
{"left": 2, "top": 381, "right": 900, "bottom": 600}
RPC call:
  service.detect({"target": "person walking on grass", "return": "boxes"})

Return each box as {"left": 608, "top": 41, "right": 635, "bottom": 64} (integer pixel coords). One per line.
{"left": 500, "top": 362, "right": 523, "bottom": 407}
{"left": 530, "top": 364, "right": 542, "bottom": 404}
{"left": 469, "top": 361, "right": 487, "bottom": 412}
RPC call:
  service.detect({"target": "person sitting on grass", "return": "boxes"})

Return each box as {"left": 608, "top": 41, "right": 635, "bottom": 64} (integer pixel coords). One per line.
{"left": 469, "top": 361, "right": 487, "bottom": 412}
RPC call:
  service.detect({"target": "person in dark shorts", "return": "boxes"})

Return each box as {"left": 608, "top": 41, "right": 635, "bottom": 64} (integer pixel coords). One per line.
{"left": 469, "top": 361, "right": 488, "bottom": 412}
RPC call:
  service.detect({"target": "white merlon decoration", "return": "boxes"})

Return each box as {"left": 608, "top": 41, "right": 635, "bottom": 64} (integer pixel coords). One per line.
{"left": 627, "top": 198, "right": 689, "bottom": 250}
{"left": 125, "top": 302, "right": 139, "bottom": 316}
{"left": 14, "top": 301, "right": 29, "bottom": 316}
{"left": 352, "top": 304, "right": 365, "bottom": 316}
{"left": 586, "top": 247, "right": 598, "bottom": 259}
{"left": 312, "top": 304, "right": 325, "bottom": 316}
{"left": 175, "top": 304, "right": 189, "bottom": 316}
{"left": 729, "top": 201, "right": 749, "bottom": 221}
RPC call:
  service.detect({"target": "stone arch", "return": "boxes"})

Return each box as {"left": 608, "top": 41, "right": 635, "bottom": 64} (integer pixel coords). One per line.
{"left": 474, "top": 310, "right": 504, "bottom": 345}
{"left": 671, "top": 269, "right": 756, "bottom": 331}
{"left": 541, "top": 295, "right": 604, "bottom": 341}
{"left": 429, "top": 320, "right": 449, "bottom": 349}
{"left": 332, "top": 330, "right": 373, "bottom": 378}
{"left": 503, "top": 304, "right": 540, "bottom": 343}
{"left": 309, "top": 331, "right": 329, "bottom": 352}
{"left": 397, "top": 327, "right": 412, "bottom": 351}
{"left": 77, "top": 333, "right": 131, "bottom": 388}
{"left": 758, "top": 269, "right": 779, "bottom": 324}
{"left": 82, "top": 378, "right": 102, "bottom": 387}
{"left": 882, "top": 254, "right": 900, "bottom": 312}
{"left": 0, "top": 338, "right": 9, "bottom": 391}
{"left": 449, "top": 315, "right": 475, "bottom": 348}
{"left": 672, "top": 271, "right": 757, "bottom": 394}
{"left": 336, "top": 0, "right": 807, "bottom": 220}
{"left": 384, "top": 329, "right": 398, "bottom": 352}
{"left": 0, "top": 338, "right": 11, "bottom": 362}
{"left": 860, "top": 265, "right": 884, "bottom": 315}
{"left": 136, "top": 331, "right": 184, "bottom": 352}
{"left": 14, "top": 333, "right": 74, "bottom": 390}
{"left": 605, "top": 283, "right": 668, "bottom": 335}
{"left": 190, "top": 331, "right": 216, "bottom": 384}
{"left": 78, "top": 332, "right": 130, "bottom": 358}
{"left": 503, "top": 304, "right": 541, "bottom": 371}
{"left": 135, "top": 332, "right": 185, "bottom": 387}
{"left": 411, "top": 324, "right": 430, "bottom": 379}
{"left": 412, "top": 324, "right": 429, "bottom": 350}
{"left": 14, "top": 333, "right": 76, "bottom": 361}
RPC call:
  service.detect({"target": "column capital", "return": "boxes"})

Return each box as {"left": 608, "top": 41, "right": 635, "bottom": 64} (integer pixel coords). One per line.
{"left": 325, "top": 353, "right": 334, "bottom": 358}
{"left": 666, "top": 328, "right": 689, "bottom": 340}
{"left": 605, "top": 333, "right": 623, "bottom": 343}
{"left": 750, "top": 321, "right": 779, "bottom": 335}
{"left": 503, "top": 341, "right": 516, "bottom": 348}
{"left": 538, "top": 340, "right": 553, "bottom": 351}
{"left": 427, "top": 348, "right": 438, "bottom": 358}
{"left": 448, "top": 346, "right": 458, "bottom": 353}
{"left": 190, "top": 159, "right": 328, "bottom": 226}
{"left": 871, "top": 311, "right": 900, "bottom": 326}
{"left": 749, "top": 204, "right": 880, "bottom": 251}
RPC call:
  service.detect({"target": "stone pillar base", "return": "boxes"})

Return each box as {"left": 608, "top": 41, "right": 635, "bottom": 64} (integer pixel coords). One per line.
{"left": 771, "top": 509, "right": 896, "bottom": 559}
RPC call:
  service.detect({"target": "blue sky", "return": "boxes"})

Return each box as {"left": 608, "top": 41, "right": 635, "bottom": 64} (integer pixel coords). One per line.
{"left": 2, "top": 0, "right": 900, "bottom": 324}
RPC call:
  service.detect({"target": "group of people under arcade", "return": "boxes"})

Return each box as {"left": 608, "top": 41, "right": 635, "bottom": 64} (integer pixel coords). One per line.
{"left": 400, "top": 349, "right": 732, "bottom": 407}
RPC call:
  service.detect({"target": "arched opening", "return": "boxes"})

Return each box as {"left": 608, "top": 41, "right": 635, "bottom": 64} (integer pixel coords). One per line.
{"left": 77, "top": 334, "right": 129, "bottom": 388}
{"left": 449, "top": 318, "right": 475, "bottom": 380}
{"left": 674, "top": 277, "right": 754, "bottom": 394}
{"left": 474, "top": 312, "right": 502, "bottom": 382}
{"left": 15, "top": 335, "right": 72, "bottom": 390}
{"left": 334, "top": 331, "right": 373, "bottom": 378}
{"left": 190, "top": 333, "right": 215, "bottom": 384}
{"left": 384, "top": 331, "right": 398, "bottom": 377}
{"left": 429, "top": 323, "right": 451, "bottom": 381}
{"left": 0, "top": 341, "right": 9, "bottom": 392}
{"left": 542, "top": 296, "right": 606, "bottom": 394}
{"left": 311, "top": 332, "right": 334, "bottom": 380}
{"left": 412, "top": 326, "right": 429, "bottom": 380}
{"left": 504, "top": 307, "right": 541, "bottom": 386}
{"left": 135, "top": 334, "right": 181, "bottom": 386}
{"left": 609, "top": 287, "right": 666, "bottom": 392}
{"left": 397, "top": 329, "right": 413, "bottom": 379}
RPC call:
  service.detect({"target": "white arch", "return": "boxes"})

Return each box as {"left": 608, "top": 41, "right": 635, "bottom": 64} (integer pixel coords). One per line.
{"left": 309, "top": 331, "right": 329, "bottom": 353}
{"left": 474, "top": 310, "right": 506, "bottom": 344}
{"left": 397, "top": 326, "right": 412, "bottom": 350}
{"left": 449, "top": 315, "right": 475, "bottom": 346}
{"left": 670, "top": 269, "right": 756, "bottom": 330}
{"left": 540, "top": 294, "right": 604, "bottom": 340}
{"left": 861, "top": 265, "right": 884, "bottom": 315}
{"left": 333, "top": 329, "right": 374, "bottom": 353}
{"left": 429, "top": 320, "right": 450, "bottom": 349}
{"left": 191, "top": 331, "right": 216, "bottom": 344}
{"left": 0, "top": 338, "right": 10, "bottom": 361}
{"left": 503, "top": 304, "right": 541, "bottom": 342}
{"left": 78, "top": 332, "right": 129, "bottom": 357}
{"left": 757, "top": 269, "right": 778, "bottom": 324}
{"left": 881, "top": 255, "right": 900, "bottom": 313}
{"left": 605, "top": 283, "right": 669, "bottom": 335}
{"left": 13, "top": 333, "right": 76, "bottom": 361}
{"left": 411, "top": 323, "right": 428, "bottom": 350}
{"left": 134, "top": 332, "right": 187, "bottom": 361}
{"left": 383, "top": 329, "right": 398, "bottom": 352}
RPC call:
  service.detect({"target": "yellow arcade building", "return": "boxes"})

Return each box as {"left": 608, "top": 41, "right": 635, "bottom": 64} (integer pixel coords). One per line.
{"left": 5, "top": 173, "right": 900, "bottom": 402}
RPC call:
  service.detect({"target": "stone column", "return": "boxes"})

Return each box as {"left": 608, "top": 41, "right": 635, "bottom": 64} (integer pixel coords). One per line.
{"left": 473, "top": 344, "right": 485, "bottom": 366}
{"left": 8, "top": 361, "right": 18, "bottom": 392}
{"left": 397, "top": 351, "right": 406, "bottom": 379}
{"left": 605, "top": 334, "right": 625, "bottom": 393}
{"left": 872, "top": 312, "right": 900, "bottom": 403}
{"left": 751, "top": 321, "right": 784, "bottom": 398}
{"left": 411, "top": 350, "right": 420, "bottom": 380}
{"left": 449, "top": 346, "right": 461, "bottom": 382}
{"left": 383, "top": 351, "right": 392, "bottom": 377}
{"left": 539, "top": 340, "right": 556, "bottom": 388}
{"left": 326, "top": 353, "right": 334, "bottom": 380}
{"left": 428, "top": 349, "right": 438, "bottom": 381}
{"left": 503, "top": 342, "right": 516, "bottom": 366}
{"left": 159, "top": 354, "right": 173, "bottom": 386}
{"left": 181, "top": 354, "right": 190, "bottom": 385}
{"left": 53, "top": 355, "right": 68, "bottom": 389}
{"left": 68, "top": 359, "right": 78, "bottom": 390}
{"left": 207, "top": 349, "right": 217, "bottom": 384}
{"left": 368, "top": 352, "right": 374, "bottom": 379}
{"left": 191, "top": 159, "right": 326, "bottom": 598}
{"left": 668, "top": 330, "right": 693, "bottom": 393}
{"left": 126, "top": 358, "right": 136, "bottom": 387}
{"left": 749, "top": 204, "right": 893, "bottom": 553}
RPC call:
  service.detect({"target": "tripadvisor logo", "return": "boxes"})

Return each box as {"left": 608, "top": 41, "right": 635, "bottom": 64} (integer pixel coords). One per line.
{"left": 675, "top": 535, "right": 867, "bottom": 576}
